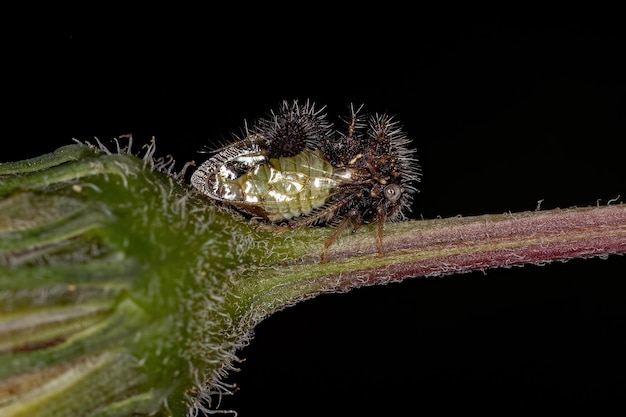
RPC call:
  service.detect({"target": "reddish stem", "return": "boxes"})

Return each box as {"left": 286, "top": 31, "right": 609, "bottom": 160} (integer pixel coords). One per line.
{"left": 320, "top": 205, "right": 626, "bottom": 292}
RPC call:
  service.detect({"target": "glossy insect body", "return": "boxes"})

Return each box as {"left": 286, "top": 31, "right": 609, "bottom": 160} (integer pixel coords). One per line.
{"left": 191, "top": 100, "right": 421, "bottom": 262}
{"left": 193, "top": 142, "right": 351, "bottom": 222}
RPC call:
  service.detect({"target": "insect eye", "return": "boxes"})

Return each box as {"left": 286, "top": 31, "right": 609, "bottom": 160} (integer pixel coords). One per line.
{"left": 383, "top": 184, "right": 402, "bottom": 203}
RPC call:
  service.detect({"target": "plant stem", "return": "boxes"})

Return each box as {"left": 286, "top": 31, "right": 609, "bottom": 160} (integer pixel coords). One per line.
{"left": 231, "top": 204, "right": 626, "bottom": 330}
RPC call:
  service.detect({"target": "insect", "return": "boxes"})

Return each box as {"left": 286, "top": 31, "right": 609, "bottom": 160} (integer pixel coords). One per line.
{"left": 191, "top": 100, "right": 420, "bottom": 263}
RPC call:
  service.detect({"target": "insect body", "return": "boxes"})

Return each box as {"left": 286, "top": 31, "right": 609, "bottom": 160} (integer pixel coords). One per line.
{"left": 191, "top": 100, "right": 420, "bottom": 262}
{"left": 193, "top": 144, "right": 346, "bottom": 222}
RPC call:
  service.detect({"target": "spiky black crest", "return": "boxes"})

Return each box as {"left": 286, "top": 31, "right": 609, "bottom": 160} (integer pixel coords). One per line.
{"left": 254, "top": 100, "right": 333, "bottom": 158}
{"left": 366, "top": 111, "right": 421, "bottom": 221}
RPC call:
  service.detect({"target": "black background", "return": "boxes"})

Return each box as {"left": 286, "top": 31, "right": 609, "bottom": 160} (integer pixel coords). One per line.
{"left": 3, "top": 8, "right": 625, "bottom": 415}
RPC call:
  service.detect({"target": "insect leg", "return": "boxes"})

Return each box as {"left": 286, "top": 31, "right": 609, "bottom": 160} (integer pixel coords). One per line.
{"left": 320, "top": 216, "right": 353, "bottom": 264}
{"left": 287, "top": 195, "right": 352, "bottom": 229}
{"left": 376, "top": 206, "right": 386, "bottom": 257}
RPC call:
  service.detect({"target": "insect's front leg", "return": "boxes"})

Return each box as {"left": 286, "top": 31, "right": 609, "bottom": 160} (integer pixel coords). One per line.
{"left": 375, "top": 207, "right": 386, "bottom": 257}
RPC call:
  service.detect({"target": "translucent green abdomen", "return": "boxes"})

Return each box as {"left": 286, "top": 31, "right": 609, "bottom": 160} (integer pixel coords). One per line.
{"left": 228, "top": 149, "right": 340, "bottom": 221}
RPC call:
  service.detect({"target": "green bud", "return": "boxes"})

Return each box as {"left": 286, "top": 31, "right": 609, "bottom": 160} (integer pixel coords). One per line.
{"left": 0, "top": 140, "right": 267, "bottom": 416}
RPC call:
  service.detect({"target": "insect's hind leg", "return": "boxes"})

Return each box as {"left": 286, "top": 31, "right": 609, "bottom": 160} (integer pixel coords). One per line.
{"left": 320, "top": 216, "right": 354, "bottom": 263}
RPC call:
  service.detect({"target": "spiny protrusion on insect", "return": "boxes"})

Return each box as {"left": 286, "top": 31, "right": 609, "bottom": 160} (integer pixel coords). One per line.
{"left": 255, "top": 100, "right": 333, "bottom": 159}
{"left": 191, "top": 100, "right": 421, "bottom": 263}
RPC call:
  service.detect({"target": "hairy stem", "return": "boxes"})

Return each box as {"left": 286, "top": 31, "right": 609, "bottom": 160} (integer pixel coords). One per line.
{"left": 232, "top": 205, "right": 626, "bottom": 326}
